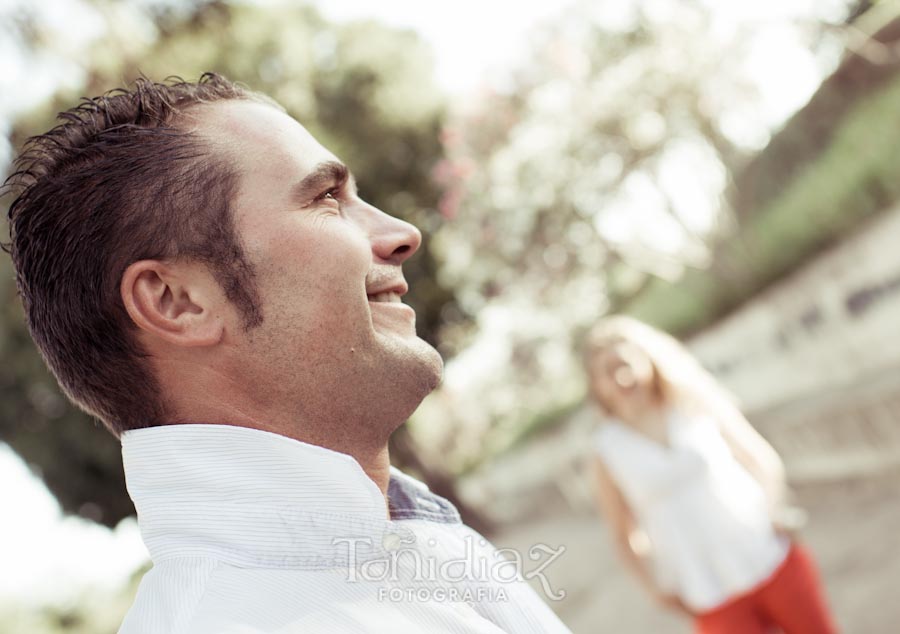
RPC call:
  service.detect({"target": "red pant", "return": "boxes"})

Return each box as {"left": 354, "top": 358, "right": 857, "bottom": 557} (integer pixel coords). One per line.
{"left": 695, "top": 543, "right": 839, "bottom": 634}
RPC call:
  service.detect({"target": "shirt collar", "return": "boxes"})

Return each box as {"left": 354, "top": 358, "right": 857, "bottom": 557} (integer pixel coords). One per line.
{"left": 121, "top": 424, "right": 459, "bottom": 568}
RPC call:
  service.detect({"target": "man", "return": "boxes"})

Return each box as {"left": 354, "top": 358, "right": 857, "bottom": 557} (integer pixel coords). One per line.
{"left": 3, "top": 74, "right": 571, "bottom": 632}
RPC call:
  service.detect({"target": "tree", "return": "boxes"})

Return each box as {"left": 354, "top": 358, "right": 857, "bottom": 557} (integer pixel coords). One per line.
{"left": 413, "top": 0, "right": 862, "bottom": 470}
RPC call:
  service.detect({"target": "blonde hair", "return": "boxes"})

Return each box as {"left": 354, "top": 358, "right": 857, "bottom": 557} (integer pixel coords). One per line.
{"left": 584, "top": 315, "right": 738, "bottom": 418}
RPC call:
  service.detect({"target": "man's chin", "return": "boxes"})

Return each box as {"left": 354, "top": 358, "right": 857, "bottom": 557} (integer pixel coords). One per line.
{"left": 408, "top": 336, "right": 444, "bottom": 384}
{"left": 386, "top": 335, "right": 443, "bottom": 395}
{"left": 421, "top": 345, "right": 444, "bottom": 391}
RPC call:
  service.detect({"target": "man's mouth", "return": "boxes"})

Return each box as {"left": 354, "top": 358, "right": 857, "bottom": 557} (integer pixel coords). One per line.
{"left": 367, "top": 291, "right": 402, "bottom": 303}
{"left": 366, "top": 283, "right": 416, "bottom": 328}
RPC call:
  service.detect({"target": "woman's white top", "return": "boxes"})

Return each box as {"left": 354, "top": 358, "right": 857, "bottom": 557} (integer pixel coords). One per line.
{"left": 593, "top": 409, "right": 789, "bottom": 612}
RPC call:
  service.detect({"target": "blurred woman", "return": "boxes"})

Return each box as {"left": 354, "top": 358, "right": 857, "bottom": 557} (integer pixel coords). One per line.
{"left": 584, "top": 316, "right": 838, "bottom": 634}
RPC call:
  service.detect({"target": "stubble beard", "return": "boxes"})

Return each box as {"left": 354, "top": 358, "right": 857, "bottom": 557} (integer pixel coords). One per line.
{"left": 302, "top": 335, "right": 440, "bottom": 456}
{"left": 237, "top": 306, "right": 443, "bottom": 454}
{"left": 370, "top": 332, "right": 443, "bottom": 425}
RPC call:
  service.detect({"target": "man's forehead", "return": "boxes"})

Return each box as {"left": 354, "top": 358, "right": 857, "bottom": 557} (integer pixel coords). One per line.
{"left": 192, "top": 100, "right": 337, "bottom": 170}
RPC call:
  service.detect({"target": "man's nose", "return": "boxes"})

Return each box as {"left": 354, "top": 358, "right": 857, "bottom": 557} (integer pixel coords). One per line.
{"left": 365, "top": 204, "right": 423, "bottom": 265}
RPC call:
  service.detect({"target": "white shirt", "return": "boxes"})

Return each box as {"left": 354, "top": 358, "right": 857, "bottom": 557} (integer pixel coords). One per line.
{"left": 118, "top": 424, "right": 571, "bottom": 633}
{"left": 593, "top": 410, "right": 789, "bottom": 612}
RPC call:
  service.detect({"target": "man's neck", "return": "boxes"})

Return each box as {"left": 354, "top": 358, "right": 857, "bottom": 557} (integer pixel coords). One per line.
{"left": 353, "top": 444, "right": 392, "bottom": 503}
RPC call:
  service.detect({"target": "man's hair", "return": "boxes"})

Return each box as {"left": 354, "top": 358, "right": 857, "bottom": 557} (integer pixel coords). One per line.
{"left": 2, "top": 72, "right": 269, "bottom": 437}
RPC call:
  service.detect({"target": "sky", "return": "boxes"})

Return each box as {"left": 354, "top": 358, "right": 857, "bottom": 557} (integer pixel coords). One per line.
{"left": 0, "top": 0, "right": 853, "bottom": 607}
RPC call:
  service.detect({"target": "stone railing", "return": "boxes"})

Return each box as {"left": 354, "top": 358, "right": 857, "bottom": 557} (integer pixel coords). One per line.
{"left": 690, "top": 207, "right": 900, "bottom": 481}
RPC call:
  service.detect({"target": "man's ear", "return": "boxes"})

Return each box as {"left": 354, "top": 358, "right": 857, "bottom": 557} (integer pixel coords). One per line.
{"left": 121, "top": 260, "right": 225, "bottom": 347}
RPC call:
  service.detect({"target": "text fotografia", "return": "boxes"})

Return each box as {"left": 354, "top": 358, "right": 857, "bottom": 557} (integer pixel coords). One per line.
{"left": 378, "top": 586, "right": 510, "bottom": 603}
{"left": 332, "top": 535, "right": 567, "bottom": 601}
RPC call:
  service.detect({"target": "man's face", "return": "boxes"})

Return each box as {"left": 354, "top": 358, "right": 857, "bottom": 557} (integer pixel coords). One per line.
{"left": 195, "top": 100, "right": 442, "bottom": 435}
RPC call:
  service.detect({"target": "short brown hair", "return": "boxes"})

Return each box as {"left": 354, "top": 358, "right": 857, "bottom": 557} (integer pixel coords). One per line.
{"left": 2, "top": 73, "right": 269, "bottom": 437}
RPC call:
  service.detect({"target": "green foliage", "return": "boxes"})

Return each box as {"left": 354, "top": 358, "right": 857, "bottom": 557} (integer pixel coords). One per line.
{"left": 627, "top": 73, "right": 900, "bottom": 335}
{"left": 626, "top": 273, "right": 721, "bottom": 335}
{"left": 748, "top": 74, "right": 900, "bottom": 269}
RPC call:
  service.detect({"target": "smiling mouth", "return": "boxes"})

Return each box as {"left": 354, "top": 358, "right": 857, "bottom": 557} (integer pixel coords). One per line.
{"left": 367, "top": 291, "right": 402, "bottom": 303}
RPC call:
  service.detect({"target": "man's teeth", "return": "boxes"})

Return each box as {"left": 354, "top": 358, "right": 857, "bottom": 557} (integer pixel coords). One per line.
{"left": 369, "top": 291, "right": 401, "bottom": 303}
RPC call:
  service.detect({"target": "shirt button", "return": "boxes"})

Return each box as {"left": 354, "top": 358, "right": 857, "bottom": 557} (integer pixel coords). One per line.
{"left": 382, "top": 532, "right": 403, "bottom": 551}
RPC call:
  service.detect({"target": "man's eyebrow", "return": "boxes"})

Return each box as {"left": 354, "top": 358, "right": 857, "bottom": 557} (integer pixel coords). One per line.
{"left": 290, "top": 160, "right": 352, "bottom": 202}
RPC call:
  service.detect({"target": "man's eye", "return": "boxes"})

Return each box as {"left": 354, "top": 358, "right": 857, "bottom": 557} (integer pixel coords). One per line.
{"left": 316, "top": 188, "right": 341, "bottom": 203}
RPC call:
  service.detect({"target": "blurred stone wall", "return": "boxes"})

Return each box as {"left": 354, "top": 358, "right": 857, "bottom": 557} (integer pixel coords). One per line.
{"left": 689, "top": 206, "right": 900, "bottom": 480}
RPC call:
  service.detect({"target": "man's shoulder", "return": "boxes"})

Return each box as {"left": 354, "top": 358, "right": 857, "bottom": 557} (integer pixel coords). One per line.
{"left": 117, "top": 557, "right": 394, "bottom": 633}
